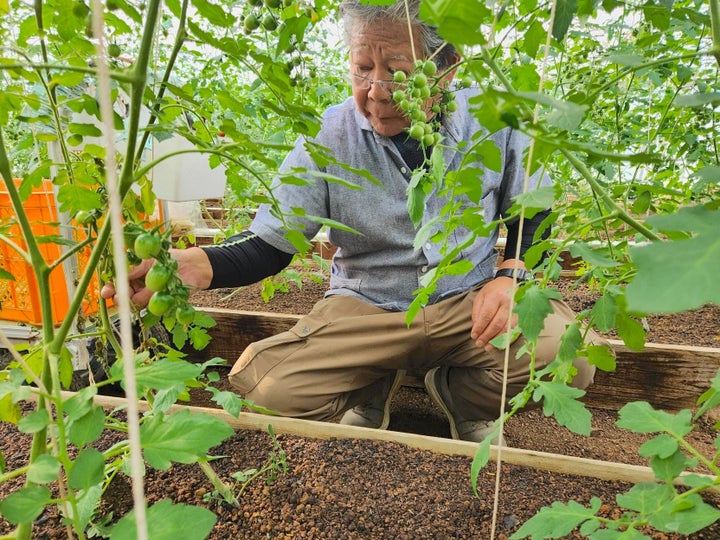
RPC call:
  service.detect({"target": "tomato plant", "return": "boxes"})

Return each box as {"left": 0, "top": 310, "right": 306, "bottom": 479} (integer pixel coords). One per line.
{"left": 0, "top": 0, "right": 718, "bottom": 538}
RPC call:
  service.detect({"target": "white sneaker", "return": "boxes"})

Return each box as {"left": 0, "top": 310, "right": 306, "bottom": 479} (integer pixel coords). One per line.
{"left": 339, "top": 370, "right": 405, "bottom": 430}
{"left": 424, "top": 366, "right": 503, "bottom": 444}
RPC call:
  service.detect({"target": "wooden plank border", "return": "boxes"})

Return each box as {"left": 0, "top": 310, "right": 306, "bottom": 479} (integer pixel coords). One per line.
{"left": 79, "top": 392, "right": 697, "bottom": 486}
{"left": 187, "top": 308, "right": 720, "bottom": 412}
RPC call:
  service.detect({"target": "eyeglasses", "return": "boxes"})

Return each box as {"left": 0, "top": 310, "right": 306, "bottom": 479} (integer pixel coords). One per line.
{"left": 346, "top": 73, "right": 400, "bottom": 93}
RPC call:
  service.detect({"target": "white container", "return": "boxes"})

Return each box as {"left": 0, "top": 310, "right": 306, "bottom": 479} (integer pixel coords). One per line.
{"left": 150, "top": 136, "right": 227, "bottom": 201}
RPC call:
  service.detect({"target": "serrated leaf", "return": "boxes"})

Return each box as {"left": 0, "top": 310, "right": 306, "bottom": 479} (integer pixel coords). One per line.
{"left": 132, "top": 358, "right": 204, "bottom": 392}
{"left": 27, "top": 454, "right": 60, "bottom": 484}
{"left": 590, "top": 294, "right": 619, "bottom": 332}
{"left": 470, "top": 438, "right": 492, "bottom": 495}
{"left": 510, "top": 498, "right": 600, "bottom": 539}
{"left": 587, "top": 344, "right": 616, "bottom": 371}
{"left": 569, "top": 242, "right": 621, "bottom": 268}
{"left": 140, "top": 409, "right": 234, "bottom": 470}
{"left": 615, "top": 312, "right": 646, "bottom": 351}
{"left": 109, "top": 499, "right": 216, "bottom": 540}
{"left": 617, "top": 402, "right": 693, "bottom": 437}
{"left": 0, "top": 485, "right": 51, "bottom": 524}
{"left": 616, "top": 482, "right": 673, "bottom": 514}
{"left": 515, "top": 285, "right": 562, "bottom": 341}
{"left": 649, "top": 493, "right": 720, "bottom": 534}
{"left": 208, "top": 388, "right": 244, "bottom": 417}
{"left": 638, "top": 433, "right": 678, "bottom": 459}
{"left": 534, "top": 380, "right": 591, "bottom": 435}
{"left": 649, "top": 449, "right": 691, "bottom": 483}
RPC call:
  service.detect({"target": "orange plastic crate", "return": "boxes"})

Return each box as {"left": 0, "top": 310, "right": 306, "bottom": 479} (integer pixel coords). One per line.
{"left": 0, "top": 179, "right": 105, "bottom": 326}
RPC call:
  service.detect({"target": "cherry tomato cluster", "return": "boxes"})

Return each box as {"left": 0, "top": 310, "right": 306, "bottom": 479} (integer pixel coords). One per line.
{"left": 392, "top": 59, "right": 458, "bottom": 149}
{"left": 125, "top": 225, "right": 196, "bottom": 326}
{"left": 242, "top": 0, "right": 316, "bottom": 35}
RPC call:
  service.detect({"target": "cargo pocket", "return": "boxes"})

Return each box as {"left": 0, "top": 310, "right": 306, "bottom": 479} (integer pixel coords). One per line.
{"left": 228, "top": 311, "right": 331, "bottom": 394}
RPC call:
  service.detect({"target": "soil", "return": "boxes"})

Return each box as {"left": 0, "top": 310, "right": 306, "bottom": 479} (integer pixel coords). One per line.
{"left": 2, "top": 273, "right": 720, "bottom": 539}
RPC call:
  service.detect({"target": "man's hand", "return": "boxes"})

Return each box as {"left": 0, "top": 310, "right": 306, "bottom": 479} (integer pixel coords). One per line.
{"left": 100, "top": 247, "right": 214, "bottom": 309}
{"left": 471, "top": 268, "right": 523, "bottom": 352}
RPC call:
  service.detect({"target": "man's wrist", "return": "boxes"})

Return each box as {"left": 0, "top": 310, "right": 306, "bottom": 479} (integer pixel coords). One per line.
{"left": 494, "top": 267, "right": 533, "bottom": 282}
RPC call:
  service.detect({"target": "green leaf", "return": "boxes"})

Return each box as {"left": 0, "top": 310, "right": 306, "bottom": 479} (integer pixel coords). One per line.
{"left": 533, "top": 380, "right": 591, "bottom": 435}
{"left": 191, "top": 0, "right": 235, "bottom": 27}
{"left": 470, "top": 437, "right": 492, "bottom": 495}
{"left": 587, "top": 344, "right": 616, "bottom": 372}
{"left": 511, "top": 186, "right": 556, "bottom": 216}
{"left": 109, "top": 499, "right": 216, "bottom": 540}
{"left": 420, "top": 0, "right": 491, "bottom": 46}
{"left": 649, "top": 493, "right": 720, "bottom": 534}
{"left": 68, "top": 448, "right": 105, "bottom": 491}
{"left": 627, "top": 208, "right": 720, "bottom": 312}
{"left": 616, "top": 482, "right": 673, "bottom": 514}
{"left": 116, "top": 358, "right": 203, "bottom": 392}
{"left": 207, "top": 387, "right": 244, "bottom": 417}
{"left": 617, "top": 402, "right": 693, "bottom": 437}
{"left": 590, "top": 294, "right": 618, "bottom": 332}
{"left": 522, "top": 20, "right": 546, "bottom": 58}
{"left": 615, "top": 311, "right": 646, "bottom": 351}
{"left": 55, "top": 184, "right": 104, "bottom": 213}
{"left": 517, "top": 92, "right": 588, "bottom": 131}
{"left": 17, "top": 408, "right": 50, "bottom": 433}
{"left": 569, "top": 242, "right": 620, "bottom": 268}
{"left": 27, "top": 454, "right": 60, "bottom": 484}
{"left": 638, "top": 433, "right": 678, "bottom": 459}
{"left": 140, "top": 409, "right": 234, "bottom": 470}
{"left": 515, "top": 285, "right": 562, "bottom": 341}
{"left": 648, "top": 449, "right": 691, "bottom": 483}
{"left": 552, "top": 0, "right": 578, "bottom": 41}
{"left": 0, "top": 485, "right": 51, "bottom": 524}
{"left": 510, "top": 497, "right": 601, "bottom": 539}
{"left": 68, "top": 405, "right": 106, "bottom": 447}
{"left": 64, "top": 386, "right": 97, "bottom": 421}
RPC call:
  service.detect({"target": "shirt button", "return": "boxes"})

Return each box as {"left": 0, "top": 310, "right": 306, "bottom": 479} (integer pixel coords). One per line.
{"left": 421, "top": 266, "right": 428, "bottom": 273}
{"left": 400, "top": 167, "right": 407, "bottom": 174}
{"left": 424, "top": 243, "right": 431, "bottom": 250}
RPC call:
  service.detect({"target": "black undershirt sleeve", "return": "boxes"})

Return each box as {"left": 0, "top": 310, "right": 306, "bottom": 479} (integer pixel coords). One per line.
{"left": 201, "top": 231, "right": 294, "bottom": 289}
{"left": 504, "top": 209, "right": 552, "bottom": 267}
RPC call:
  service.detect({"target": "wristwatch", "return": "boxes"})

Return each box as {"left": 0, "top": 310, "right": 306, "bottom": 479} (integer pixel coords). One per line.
{"left": 494, "top": 268, "right": 533, "bottom": 282}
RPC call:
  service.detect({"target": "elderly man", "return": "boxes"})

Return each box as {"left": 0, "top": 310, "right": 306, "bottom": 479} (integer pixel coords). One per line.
{"left": 103, "top": 0, "right": 599, "bottom": 442}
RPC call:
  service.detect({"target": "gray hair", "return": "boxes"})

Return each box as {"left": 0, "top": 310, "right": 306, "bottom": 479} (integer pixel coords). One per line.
{"left": 338, "top": 0, "right": 457, "bottom": 70}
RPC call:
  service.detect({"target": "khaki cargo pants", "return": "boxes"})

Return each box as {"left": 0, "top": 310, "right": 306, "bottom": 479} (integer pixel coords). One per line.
{"left": 228, "top": 286, "right": 600, "bottom": 422}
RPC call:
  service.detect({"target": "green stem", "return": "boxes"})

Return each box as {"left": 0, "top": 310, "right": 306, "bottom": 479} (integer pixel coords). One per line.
{"left": 710, "top": 0, "right": 720, "bottom": 65}
{"left": 0, "top": 62, "right": 136, "bottom": 83}
{"left": 135, "top": 0, "right": 190, "bottom": 169}
{"left": 198, "top": 460, "right": 240, "bottom": 508}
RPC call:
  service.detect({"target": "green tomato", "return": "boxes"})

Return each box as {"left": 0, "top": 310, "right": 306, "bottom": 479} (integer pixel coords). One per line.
{"left": 145, "top": 264, "right": 171, "bottom": 292}
{"left": 422, "top": 60, "right": 437, "bottom": 77}
{"left": 393, "top": 71, "right": 407, "bottom": 83}
{"left": 108, "top": 43, "right": 121, "bottom": 58}
{"left": 412, "top": 73, "right": 428, "bottom": 88}
{"left": 243, "top": 13, "right": 260, "bottom": 31}
{"left": 408, "top": 123, "right": 424, "bottom": 141}
{"left": 175, "top": 304, "right": 196, "bottom": 325}
{"left": 264, "top": 0, "right": 281, "bottom": 7}
{"left": 147, "top": 292, "right": 174, "bottom": 316}
{"left": 134, "top": 232, "right": 161, "bottom": 260}
{"left": 262, "top": 13, "right": 278, "bottom": 30}
{"left": 74, "top": 210, "right": 94, "bottom": 225}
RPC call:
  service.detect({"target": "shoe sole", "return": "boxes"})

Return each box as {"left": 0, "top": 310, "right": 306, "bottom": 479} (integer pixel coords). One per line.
{"left": 378, "top": 369, "right": 406, "bottom": 430}
{"left": 424, "top": 367, "right": 460, "bottom": 440}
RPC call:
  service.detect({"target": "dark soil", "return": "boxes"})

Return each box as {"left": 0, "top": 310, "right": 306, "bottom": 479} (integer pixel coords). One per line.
{"left": 1, "top": 272, "right": 719, "bottom": 539}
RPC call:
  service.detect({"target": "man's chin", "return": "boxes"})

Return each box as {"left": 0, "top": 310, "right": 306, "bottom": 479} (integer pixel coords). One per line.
{"left": 371, "top": 119, "right": 408, "bottom": 137}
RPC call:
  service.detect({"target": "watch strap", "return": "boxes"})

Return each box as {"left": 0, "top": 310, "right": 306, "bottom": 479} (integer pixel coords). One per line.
{"left": 494, "top": 268, "right": 533, "bottom": 282}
